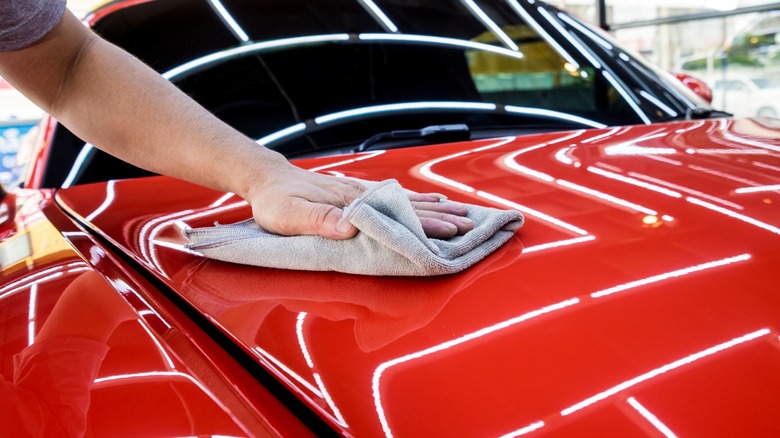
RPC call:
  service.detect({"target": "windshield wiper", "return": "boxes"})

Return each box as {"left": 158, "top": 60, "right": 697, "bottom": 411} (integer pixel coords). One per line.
{"left": 355, "top": 124, "right": 471, "bottom": 152}
{"left": 684, "top": 108, "right": 733, "bottom": 120}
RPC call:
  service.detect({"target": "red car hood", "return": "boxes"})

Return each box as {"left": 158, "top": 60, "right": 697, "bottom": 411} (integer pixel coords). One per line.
{"left": 56, "top": 118, "right": 780, "bottom": 437}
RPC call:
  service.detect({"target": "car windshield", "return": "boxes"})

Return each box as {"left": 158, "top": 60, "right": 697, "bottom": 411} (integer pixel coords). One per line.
{"left": 47, "top": 0, "right": 710, "bottom": 186}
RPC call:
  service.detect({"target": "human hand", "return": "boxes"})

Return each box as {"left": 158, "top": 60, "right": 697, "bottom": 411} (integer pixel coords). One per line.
{"left": 245, "top": 162, "right": 473, "bottom": 240}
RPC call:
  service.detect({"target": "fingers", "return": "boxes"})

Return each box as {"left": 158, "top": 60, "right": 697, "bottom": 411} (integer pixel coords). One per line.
{"left": 415, "top": 208, "right": 474, "bottom": 236}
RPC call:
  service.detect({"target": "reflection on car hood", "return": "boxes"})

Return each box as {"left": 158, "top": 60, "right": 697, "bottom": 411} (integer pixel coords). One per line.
{"left": 56, "top": 118, "right": 780, "bottom": 437}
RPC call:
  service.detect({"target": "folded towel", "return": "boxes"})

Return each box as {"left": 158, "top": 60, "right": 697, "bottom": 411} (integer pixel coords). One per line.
{"left": 183, "top": 179, "right": 524, "bottom": 276}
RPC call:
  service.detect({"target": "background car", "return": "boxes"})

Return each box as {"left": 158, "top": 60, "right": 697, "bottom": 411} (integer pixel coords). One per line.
{"left": 2, "top": 0, "right": 779, "bottom": 436}
{"left": 709, "top": 74, "right": 780, "bottom": 117}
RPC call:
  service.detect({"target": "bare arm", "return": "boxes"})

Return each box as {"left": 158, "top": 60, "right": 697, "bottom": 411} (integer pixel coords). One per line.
{"left": 0, "top": 10, "right": 472, "bottom": 239}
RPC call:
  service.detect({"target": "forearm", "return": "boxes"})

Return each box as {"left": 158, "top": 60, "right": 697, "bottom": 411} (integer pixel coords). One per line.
{"left": 0, "top": 10, "right": 281, "bottom": 198}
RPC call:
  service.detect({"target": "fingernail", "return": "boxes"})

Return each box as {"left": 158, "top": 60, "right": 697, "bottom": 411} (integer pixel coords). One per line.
{"left": 336, "top": 216, "right": 353, "bottom": 234}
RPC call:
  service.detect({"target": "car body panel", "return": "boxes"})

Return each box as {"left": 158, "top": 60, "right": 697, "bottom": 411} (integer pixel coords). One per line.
{"left": 0, "top": 189, "right": 315, "bottom": 436}
{"left": 54, "top": 118, "right": 780, "bottom": 436}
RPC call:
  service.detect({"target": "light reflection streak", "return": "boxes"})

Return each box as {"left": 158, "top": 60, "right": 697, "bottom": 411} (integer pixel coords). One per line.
{"left": 560, "top": 328, "right": 771, "bottom": 416}
{"left": 639, "top": 91, "right": 678, "bottom": 117}
{"left": 581, "top": 127, "right": 624, "bottom": 144}
{"left": 555, "top": 179, "right": 658, "bottom": 215}
{"left": 499, "top": 420, "right": 546, "bottom": 438}
{"left": 62, "top": 144, "right": 95, "bottom": 188}
{"left": 521, "top": 235, "right": 595, "bottom": 253}
{"left": 556, "top": 13, "right": 612, "bottom": 50}
{"left": 85, "top": 180, "right": 116, "bottom": 222}
{"left": 644, "top": 154, "right": 684, "bottom": 167}
{"left": 210, "top": 192, "right": 236, "bottom": 207}
{"left": 674, "top": 120, "right": 706, "bottom": 134}
{"left": 297, "top": 313, "right": 314, "bottom": 368}
{"left": 163, "top": 34, "right": 351, "bottom": 80}
{"left": 590, "top": 253, "right": 751, "bottom": 299}
{"left": 476, "top": 190, "right": 589, "bottom": 236}
{"left": 627, "top": 397, "right": 678, "bottom": 438}
{"left": 314, "top": 101, "right": 498, "bottom": 124}
{"left": 505, "top": 0, "right": 579, "bottom": 69}
{"left": 254, "top": 346, "right": 323, "bottom": 398}
{"left": 504, "top": 106, "right": 605, "bottom": 128}
{"left": 601, "top": 71, "right": 652, "bottom": 124}
{"left": 307, "top": 151, "right": 386, "bottom": 172}
{"left": 718, "top": 120, "right": 780, "bottom": 154}
{"left": 752, "top": 161, "right": 780, "bottom": 173}
{"left": 357, "top": 0, "right": 398, "bottom": 32}
{"left": 296, "top": 313, "right": 349, "bottom": 428}
{"left": 419, "top": 151, "right": 478, "bottom": 193}
{"left": 461, "top": 0, "right": 519, "bottom": 51}
{"left": 142, "top": 202, "right": 246, "bottom": 274}
{"left": 358, "top": 33, "right": 524, "bottom": 59}
{"left": 537, "top": 7, "right": 601, "bottom": 69}
{"left": 686, "top": 197, "right": 780, "bottom": 235}
{"left": 0, "top": 262, "right": 88, "bottom": 300}
{"left": 314, "top": 373, "right": 349, "bottom": 427}
{"left": 686, "top": 148, "right": 770, "bottom": 155}
{"left": 735, "top": 184, "right": 780, "bottom": 194}
{"left": 372, "top": 298, "right": 580, "bottom": 438}
{"left": 27, "top": 283, "right": 37, "bottom": 346}
{"left": 257, "top": 123, "right": 306, "bottom": 146}
{"left": 627, "top": 171, "right": 744, "bottom": 210}
{"left": 207, "top": 0, "right": 249, "bottom": 42}
{"left": 139, "top": 320, "right": 176, "bottom": 370}
{"left": 587, "top": 166, "right": 682, "bottom": 198}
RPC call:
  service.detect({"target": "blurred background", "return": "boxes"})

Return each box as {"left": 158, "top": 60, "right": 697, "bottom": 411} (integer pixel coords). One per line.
{"left": 2, "top": 0, "right": 779, "bottom": 186}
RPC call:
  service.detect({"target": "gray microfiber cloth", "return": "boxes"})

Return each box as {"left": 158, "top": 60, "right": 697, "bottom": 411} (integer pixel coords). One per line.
{"left": 183, "top": 179, "right": 524, "bottom": 276}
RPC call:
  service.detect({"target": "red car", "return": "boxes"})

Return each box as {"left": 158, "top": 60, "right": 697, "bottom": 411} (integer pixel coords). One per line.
{"left": 3, "top": 0, "right": 779, "bottom": 436}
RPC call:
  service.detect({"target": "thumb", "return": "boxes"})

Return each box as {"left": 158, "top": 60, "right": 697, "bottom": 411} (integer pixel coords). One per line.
{"left": 306, "top": 202, "right": 358, "bottom": 240}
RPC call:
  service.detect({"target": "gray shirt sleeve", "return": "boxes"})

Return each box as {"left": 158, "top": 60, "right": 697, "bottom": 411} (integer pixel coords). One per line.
{"left": 0, "top": 0, "right": 68, "bottom": 51}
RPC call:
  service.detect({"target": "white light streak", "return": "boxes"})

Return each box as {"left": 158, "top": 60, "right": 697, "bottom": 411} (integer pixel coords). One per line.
{"left": 522, "top": 235, "right": 596, "bottom": 253}
{"left": 506, "top": 0, "right": 579, "bottom": 68}
{"left": 627, "top": 397, "right": 678, "bottom": 438}
{"left": 62, "top": 144, "right": 95, "bottom": 188}
{"left": 358, "top": 0, "right": 398, "bottom": 32}
{"left": 373, "top": 298, "right": 580, "bottom": 438}
{"left": 257, "top": 123, "right": 306, "bottom": 146}
{"left": 639, "top": 91, "right": 678, "bottom": 117}
{"left": 418, "top": 151, "right": 477, "bottom": 193}
{"left": 504, "top": 105, "right": 606, "bottom": 128}
{"left": 27, "top": 284, "right": 37, "bottom": 346}
{"left": 686, "top": 197, "right": 780, "bottom": 235}
{"left": 85, "top": 180, "right": 116, "bottom": 222}
{"left": 314, "top": 373, "right": 349, "bottom": 427}
{"left": 139, "top": 320, "right": 177, "bottom": 370}
{"left": 561, "top": 328, "right": 770, "bottom": 416}
{"left": 297, "top": 312, "right": 314, "bottom": 368}
{"left": 499, "top": 420, "right": 546, "bottom": 438}
{"left": 538, "top": 7, "right": 601, "bottom": 68}
{"left": 314, "top": 101, "right": 497, "bottom": 124}
{"left": 207, "top": 0, "right": 249, "bottom": 42}
{"left": 591, "top": 253, "right": 751, "bottom": 299}
{"left": 587, "top": 166, "right": 682, "bottom": 198}
{"left": 476, "top": 190, "right": 590, "bottom": 235}
{"left": 254, "top": 346, "right": 323, "bottom": 398}
{"left": 557, "top": 13, "right": 612, "bottom": 50}
{"left": 735, "top": 184, "right": 780, "bottom": 194}
{"left": 461, "top": 0, "right": 519, "bottom": 51}
{"left": 627, "top": 171, "right": 744, "bottom": 210}
{"left": 163, "top": 34, "right": 351, "bottom": 80}
{"left": 359, "top": 33, "right": 524, "bottom": 59}
{"left": 210, "top": 192, "right": 236, "bottom": 207}
{"left": 555, "top": 179, "right": 658, "bottom": 215}
{"left": 602, "top": 70, "right": 652, "bottom": 124}
{"left": 307, "top": 150, "right": 385, "bottom": 172}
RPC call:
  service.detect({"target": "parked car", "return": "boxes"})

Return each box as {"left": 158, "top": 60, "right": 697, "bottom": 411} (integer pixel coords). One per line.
{"left": 709, "top": 74, "right": 780, "bottom": 118}
{"left": 2, "top": 0, "right": 779, "bottom": 436}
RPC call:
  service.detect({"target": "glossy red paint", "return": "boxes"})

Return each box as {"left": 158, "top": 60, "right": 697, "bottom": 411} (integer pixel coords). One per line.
{"left": 54, "top": 119, "right": 780, "bottom": 436}
{"left": 0, "top": 190, "right": 313, "bottom": 435}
